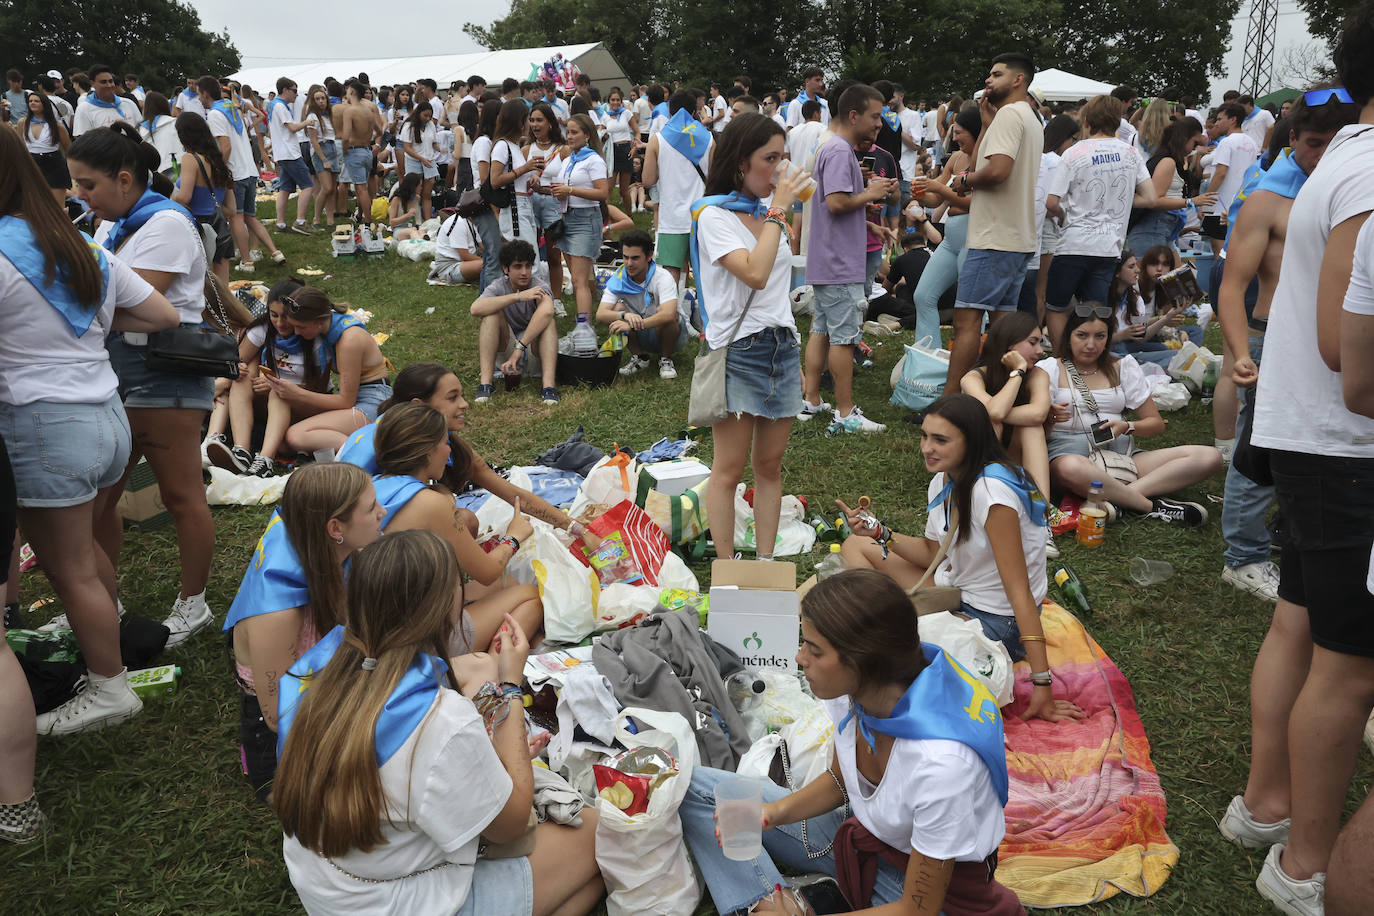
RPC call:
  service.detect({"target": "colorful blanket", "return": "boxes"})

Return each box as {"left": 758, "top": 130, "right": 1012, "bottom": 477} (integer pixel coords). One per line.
{"left": 997, "top": 602, "right": 1178, "bottom": 907}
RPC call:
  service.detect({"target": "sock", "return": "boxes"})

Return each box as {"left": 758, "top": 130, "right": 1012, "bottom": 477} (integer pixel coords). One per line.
{"left": 1215, "top": 437, "right": 1235, "bottom": 451}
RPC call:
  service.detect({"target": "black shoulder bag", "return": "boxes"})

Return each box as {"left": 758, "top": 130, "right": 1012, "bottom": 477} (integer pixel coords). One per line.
{"left": 139, "top": 217, "right": 241, "bottom": 379}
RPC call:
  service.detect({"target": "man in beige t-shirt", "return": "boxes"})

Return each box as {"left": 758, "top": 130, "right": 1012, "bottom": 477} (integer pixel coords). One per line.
{"left": 944, "top": 52, "right": 1043, "bottom": 391}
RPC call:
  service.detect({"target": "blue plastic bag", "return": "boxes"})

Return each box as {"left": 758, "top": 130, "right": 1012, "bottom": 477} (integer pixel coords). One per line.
{"left": 890, "top": 336, "right": 949, "bottom": 411}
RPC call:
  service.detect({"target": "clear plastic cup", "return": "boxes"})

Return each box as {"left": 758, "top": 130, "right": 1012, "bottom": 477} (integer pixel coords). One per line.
{"left": 1129, "top": 557, "right": 1174, "bottom": 586}
{"left": 715, "top": 777, "right": 763, "bottom": 861}
{"left": 772, "top": 159, "right": 816, "bottom": 203}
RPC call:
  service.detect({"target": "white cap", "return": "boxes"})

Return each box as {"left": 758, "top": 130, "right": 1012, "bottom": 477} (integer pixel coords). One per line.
{"left": 45, "top": 69, "right": 62, "bottom": 79}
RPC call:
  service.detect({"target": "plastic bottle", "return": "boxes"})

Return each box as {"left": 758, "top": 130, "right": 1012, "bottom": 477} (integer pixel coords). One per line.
{"left": 816, "top": 543, "right": 845, "bottom": 579}
{"left": 1053, "top": 564, "right": 1092, "bottom": 616}
{"left": 1076, "top": 480, "right": 1107, "bottom": 547}
{"left": 726, "top": 671, "right": 766, "bottom": 714}
{"left": 570, "top": 314, "right": 598, "bottom": 357}
{"left": 810, "top": 515, "right": 840, "bottom": 543}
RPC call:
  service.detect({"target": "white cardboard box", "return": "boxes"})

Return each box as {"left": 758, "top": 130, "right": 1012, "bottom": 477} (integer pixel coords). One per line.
{"left": 643, "top": 459, "right": 710, "bottom": 497}
{"left": 707, "top": 559, "right": 800, "bottom": 673}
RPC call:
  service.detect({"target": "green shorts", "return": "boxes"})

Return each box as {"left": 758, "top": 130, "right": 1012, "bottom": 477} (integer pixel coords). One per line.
{"left": 655, "top": 231, "right": 690, "bottom": 270}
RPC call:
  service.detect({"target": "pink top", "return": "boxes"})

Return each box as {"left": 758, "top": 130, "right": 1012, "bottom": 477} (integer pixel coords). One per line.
{"left": 236, "top": 614, "right": 321, "bottom": 696}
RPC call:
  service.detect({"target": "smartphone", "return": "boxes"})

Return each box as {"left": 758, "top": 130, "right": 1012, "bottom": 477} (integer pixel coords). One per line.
{"left": 258, "top": 364, "right": 278, "bottom": 380}
{"left": 861, "top": 155, "right": 877, "bottom": 172}
{"left": 1090, "top": 420, "right": 1114, "bottom": 445}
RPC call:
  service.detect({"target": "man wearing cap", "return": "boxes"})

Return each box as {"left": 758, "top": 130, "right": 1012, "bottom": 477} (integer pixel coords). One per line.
{"left": 72, "top": 64, "right": 140, "bottom": 135}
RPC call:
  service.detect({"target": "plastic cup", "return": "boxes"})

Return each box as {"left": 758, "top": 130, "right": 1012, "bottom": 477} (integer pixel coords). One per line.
{"left": 1129, "top": 557, "right": 1174, "bottom": 587}
{"left": 715, "top": 777, "right": 763, "bottom": 861}
{"left": 772, "top": 159, "right": 816, "bottom": 203}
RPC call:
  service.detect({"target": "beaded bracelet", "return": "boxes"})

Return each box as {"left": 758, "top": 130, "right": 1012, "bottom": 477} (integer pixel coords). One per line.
{"left": 764, "top": 216, "right": 792, "bottom": 240}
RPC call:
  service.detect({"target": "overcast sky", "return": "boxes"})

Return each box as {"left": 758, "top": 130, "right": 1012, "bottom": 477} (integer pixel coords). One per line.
{"left": 190, "top": 0, "right": 1322, "bottom": 103}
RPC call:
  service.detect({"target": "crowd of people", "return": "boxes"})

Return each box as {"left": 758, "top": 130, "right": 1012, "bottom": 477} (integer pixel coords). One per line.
{"left": 4, "top": 4, "right": 1374, "bottom": 914}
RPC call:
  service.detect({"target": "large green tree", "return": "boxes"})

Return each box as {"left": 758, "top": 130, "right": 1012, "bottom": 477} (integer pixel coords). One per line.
{"left": 463, "top": 0, "right": 661, "bottom": 86}
{"left": 1293, "top": 0, "right": 1362, "bottom": 49}
{"left": 0, "top": 0, "right": 238, "bottom": 94}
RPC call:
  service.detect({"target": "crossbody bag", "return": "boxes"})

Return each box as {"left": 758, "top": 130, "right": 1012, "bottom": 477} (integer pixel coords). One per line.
{"left": 906, "top": 508, "right": 962, "bottom": 615}
{"left": 1062, "top": 360, "right": 1137, "bottom": 484}
{"left": 687, "top": 288, "right": 756, "bottom": 428}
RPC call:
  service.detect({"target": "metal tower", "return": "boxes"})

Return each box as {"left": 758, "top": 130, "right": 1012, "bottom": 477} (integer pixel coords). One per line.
{"left": 1239, "top": 0, "right": 1279, "bottom": 97}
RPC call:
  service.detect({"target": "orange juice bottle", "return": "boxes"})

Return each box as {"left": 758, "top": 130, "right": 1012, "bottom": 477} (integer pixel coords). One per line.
{"left": 1076, "top": 481, "right": 1107, "bottom": 547}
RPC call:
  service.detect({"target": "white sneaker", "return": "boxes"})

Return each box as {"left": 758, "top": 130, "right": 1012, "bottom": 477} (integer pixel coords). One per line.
{"left": 1364, "top": 709, "right": 1374, "bottom": 756}
{"left": 619, "top": 355, "right": 652, "bottom": 376}
{"left": 1256, "top": 844, "right": 1324, "bottom": 916}
{"left": 796, "top": 399, "right": 832, "bottom": 422}
{"left": 1222, "top": 561, "right": 1280, "bottom": 602}
{"left": 553, "top": 299, "right": 568, "bottom": 318}
{"left": 162, "top": 591, "right": 213, "bottom": 648}
{"left": 1045, "top": 529, "right": 1061, "bottom": 559}
{"left": 829, "top": 406, "right": 887, "bottom": 435}
{"left": 35, "top": 668, "right": 143, "bottom": 736}
{"left": 658, "top": 357, "right": 678, "bottom": 380}
{"left": 38, "top": 598, "right": 125, "bottom": 634}
{"left": 1219, "top": 795, "right": 1290, "bottom": 849}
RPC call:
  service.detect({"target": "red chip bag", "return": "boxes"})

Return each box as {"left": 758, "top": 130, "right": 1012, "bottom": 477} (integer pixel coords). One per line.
{"left": 569, "top": 500, "right": 670, "bottom": 586}
{"left": 593, "top": 763, "right": 651, "bottom": 816}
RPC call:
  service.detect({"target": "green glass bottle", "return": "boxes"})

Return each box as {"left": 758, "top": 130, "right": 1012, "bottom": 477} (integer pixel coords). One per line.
{"left": 1053, "top": 565, "right": 1092, "bottom": 616}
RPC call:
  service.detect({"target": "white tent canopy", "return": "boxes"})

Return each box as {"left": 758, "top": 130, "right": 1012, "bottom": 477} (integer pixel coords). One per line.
{"left": 229, "top": 43, "right": 631, "bottom": 95}
{"left": 1029, "top": 68, "right": 1118, "bottom": 102}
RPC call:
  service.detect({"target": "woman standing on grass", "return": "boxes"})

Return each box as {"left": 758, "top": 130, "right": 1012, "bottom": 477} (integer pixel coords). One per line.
{"left": 171, "top": 112, "right": 237, "bottom": 282}
{"left": 551, "top": 114, "right": 609, "bottom": 320}
{"left": 302, "top": 86, "right": 338, "bottom": 231}
{"left": 401, "top": 104, "right": 439, "bottom": 222}
{"left": 18, "top": 90, "right": 72, "bottom": 209}
{"left": 525, "top": 102, "right": 569, "bottom": 298}
{"left": 693, "top": 113, "right": 808, "bottom": 560}
{"left": 601, "top": 87, "right": 639, "bottom": 210}
{"left": 224, "top": 462, "right": 385, "bottom": 799}
{"left": 0, "top": 127, "right": 177, "bottom": 736}
{"left": 274, "top": 530, "right": 604, "bottom": 916}
{"left": 488, "top": 101, "right": 542, "bottom": 246}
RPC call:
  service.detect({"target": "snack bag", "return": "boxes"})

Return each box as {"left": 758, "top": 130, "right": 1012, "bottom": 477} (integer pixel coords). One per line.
{"left": 586, "top": 532, "right": 645, "bottom": 587}
{"left": 594, "top": 764, "right": 652, "bottom": 817}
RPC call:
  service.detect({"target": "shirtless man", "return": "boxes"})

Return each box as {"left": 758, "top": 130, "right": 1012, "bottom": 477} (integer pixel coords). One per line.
{"left": 1216, "top": 90, "right": 1357, "bottom": 601}
{"left": 336, "top": 79, "right": 379, "bottom": 227}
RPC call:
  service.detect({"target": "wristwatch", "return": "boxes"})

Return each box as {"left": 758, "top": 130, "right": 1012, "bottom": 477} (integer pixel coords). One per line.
{"left": 1126, "top": 421, "right": 1136, "bottom": 437}
{"left": 1008, "top": 368, "right": 1024, "bottom": 379}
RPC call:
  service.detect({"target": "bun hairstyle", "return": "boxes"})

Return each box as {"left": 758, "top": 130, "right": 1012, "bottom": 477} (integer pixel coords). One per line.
{"left": 67, "top": 122, "right": 173, "bottom": 196}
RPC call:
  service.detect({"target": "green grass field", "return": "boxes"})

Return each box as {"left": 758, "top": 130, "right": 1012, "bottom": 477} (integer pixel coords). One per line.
{"left": 5, "top": 204, "right": 1371, "bottom": 915}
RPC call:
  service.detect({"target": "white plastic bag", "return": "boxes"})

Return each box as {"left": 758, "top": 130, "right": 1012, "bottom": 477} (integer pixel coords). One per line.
{"left": 732, "top": 485, "right": 816, "bottom": 556}
{"left": 205, "top": 466, "right": 289, "bottom": 505}
{"left": 917, "top": 611, "right": 1014, "bottom": 707}
{"left": 569, "top": 453, "right": 640, "bottom": 520}
{"left": 777, "top": 703, "right": 835, "bottom": 786}
{"left": 596, "top": 707, "right": 702, "bottom": 916}
{"left": 396, "top": 237, "right": 436, "bottom": 261}
{"left": 506, "top": 521, "right": 599, "bottom": 644}
{"left": 1151, "top": 380, "right": 1191, "bottom": 412}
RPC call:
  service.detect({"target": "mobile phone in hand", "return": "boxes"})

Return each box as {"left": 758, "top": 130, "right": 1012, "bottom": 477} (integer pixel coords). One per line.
{"left": 1090, "top": 420, "right": 1114, "bottom": 445}
{"left": 861, "top": 155, "right": 876, "bottom": 171}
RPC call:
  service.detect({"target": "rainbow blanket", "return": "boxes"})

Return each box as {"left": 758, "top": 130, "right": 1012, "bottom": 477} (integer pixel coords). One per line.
{"left": 996, "top": 603, "right": 1178, "bottom": 907}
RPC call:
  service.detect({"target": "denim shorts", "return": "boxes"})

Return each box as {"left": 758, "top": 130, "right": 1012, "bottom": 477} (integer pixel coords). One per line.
{"left": 1046, "top": 429, "right": 1135, "bottom": 463}
{"left": 629, "top": 316, "right": 689, "bottom": 355}
{"left": 810, "top": 283, "right": 866, "bottom": 346}
{"left": 233, "top": 176, "right": 259, "bottom": 215}
{"left": 955, "top": 247, "right": 1034, "bottom": 311}
{"left": 1271, "top": 449, "right": 1374, "bottom": 657}
{"left": 957, "top": 602, "right": 1037, "bottom": 662}
{"left": 404, "top": 154, "right": 439, "bottom": 180}
{"left": 725, "top": 327, "right": 803, "bottom": 420}
{"left": 865, "top": 248, "right": 883, "bottom": 291}
{"left": 311, "top": 139, "right": 339, "bottom": 173}
{"left": 560, "top": 206, "right": 602, "bottom": 260}
{"left": 456, "top": 855, "right": 534, "bottom": 916}
{"left": 339, "top": 147, "right": 371, "bottom": 185}
{"left": 528, "top": 193, "right": 562, "bottom": 233}
{"left": 277, "top": 156, "right": 314, "bottom": 194}
{"left": 899, "top": 178, "right": 912, "bottom": 206}
{"left": 0, "top": 394, "right": 131, "bottom": 508}
{"left": 1045, "top": 254, "right": 1116, "bottom": 312}
{"left": 108, "top": 332, "right": 216, "bottom": 410}
{"left": 353, "top": 380, "right": 393, "bottom": 422}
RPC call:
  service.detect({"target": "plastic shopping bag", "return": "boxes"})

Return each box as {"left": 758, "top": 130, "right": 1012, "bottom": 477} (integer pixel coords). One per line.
{"left": 507, "top": 521, "right": 600, "bottom": 644}
{"left": 596, "top": 707, "right": 702, "bottom": 916}
{"left": 918, "top": 611, "right": 1014, "bottom": 707}
{"left": 732, "top": 485, "right": 816, "bottom": 556}
{"left": 569, "top": 450, "right": 640, "bottom": 520}
{"left": 890, "top": 336, "right": 949, "bottom": 411}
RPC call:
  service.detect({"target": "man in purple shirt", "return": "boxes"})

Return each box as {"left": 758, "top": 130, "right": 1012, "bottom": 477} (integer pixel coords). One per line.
{"left": 799, "top": 83, "right": 898, "bottom": 434}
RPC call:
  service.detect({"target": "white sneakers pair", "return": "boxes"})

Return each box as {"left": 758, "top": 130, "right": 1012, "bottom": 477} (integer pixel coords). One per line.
{"left": 1220, "top": 796, "right": 1325, "bottom": 916}
{"left": 1222, "top": 561, "right": 1280, "bottom": 603}
{"left": 38, "top": 593, "right": 211, "bottom": 649}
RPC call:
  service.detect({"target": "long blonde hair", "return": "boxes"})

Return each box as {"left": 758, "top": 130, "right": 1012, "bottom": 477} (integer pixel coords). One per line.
{"left": 1137, "top": 98, "right": 1172, "bottom": 153}
{"left": 278, "top": 462, "right": 372, "bottom": 636}
{"left": 273, "top": 530, "right": 461, "bottom": 857}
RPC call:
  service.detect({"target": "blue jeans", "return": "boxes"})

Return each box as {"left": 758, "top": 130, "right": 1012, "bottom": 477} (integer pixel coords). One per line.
{"left": 913, "top": 213, "right": 967, "bottom": 345}
{"left": 1112, "top": 340, "right": 1175, "bottom": 369}
{"left": 959, "top": 603, "right": 1030, "bottom": 662}
{"left": 472, "top": 206, "right": 505, "bottom": 292}
{"left": 680, "top": 766, "right": 906, "bottom": 914}
{"left": 1223, "top": 334, "right": 1273, "bottom": 567}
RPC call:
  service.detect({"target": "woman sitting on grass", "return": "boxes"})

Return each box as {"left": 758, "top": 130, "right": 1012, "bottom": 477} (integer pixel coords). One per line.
{"left": 369, "top": 403, "right": 543, "bottom": 649}
{"left": 338, "top": 362, "right": 600, "bottom": 549}
{"left": 1039, "top": 306, "right": 1222, "bottom": 526}
{"left": 1108, "top": 247, "right": 1199, "bottom": 368}
{"left": 387, "top": 172, "right": 426, "bottom": 241}
{"left": 838, "top": 394, "right": 1082, "bottom": 724}
{"left": 223, "top": 462, "right": 385, "bottom": 799}
{"left": 678, "top": 569, "right": 1029, "bottom": 916}
{"left": 274, "top": 530, "right": 604, "bottom": 916}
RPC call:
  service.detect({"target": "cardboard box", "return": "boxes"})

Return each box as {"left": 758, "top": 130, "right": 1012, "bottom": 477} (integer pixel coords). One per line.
{"left": 643, "top": 459, "right": 710, "bottom": 497}
{"left": 707, "top": 559, "right": 800, "bottom": 673}
{"left": 128, "top": 665, "right": 180, "bottom": 699}
{"left": 116, "top": 458, "right": 172, "bottom": 530}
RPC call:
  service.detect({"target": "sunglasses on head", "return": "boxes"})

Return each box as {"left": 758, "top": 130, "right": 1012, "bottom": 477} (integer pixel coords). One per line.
{"left": 1073, "top": 303, "right": 1113, "bottom": 319}
{"left": 1303, "top": 87, "right": 1353, "bottom": 107}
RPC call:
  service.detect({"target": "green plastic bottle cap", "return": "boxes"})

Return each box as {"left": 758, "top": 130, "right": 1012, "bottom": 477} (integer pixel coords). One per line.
{"left": 829, "top": 543, "right": 841, "bottom": 553}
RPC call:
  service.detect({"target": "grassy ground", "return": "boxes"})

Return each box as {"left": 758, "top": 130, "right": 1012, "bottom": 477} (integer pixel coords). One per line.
{"left": 5, "top": 202, "right": 1371, "bottom": 915}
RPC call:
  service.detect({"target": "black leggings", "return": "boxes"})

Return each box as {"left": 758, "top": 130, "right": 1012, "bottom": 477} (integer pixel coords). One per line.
{"left": 239, "top": 690, "right": 277, "bottom": 802}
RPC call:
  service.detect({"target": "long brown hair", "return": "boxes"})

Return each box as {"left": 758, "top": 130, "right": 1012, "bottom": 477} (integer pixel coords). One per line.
{"left": 977, "top": 311, "right": 1039, "bottom": 406}
{"left": 566, "top": 113, "right": 603, "bottom": 155}
{"left": 379, "top": 364, "right": 476, "bottom": 490}
{"left": 703, "top": 113, "right": 782, "bottom": 198}
{"left": 923, "top": 394, "right": 1028, "bottom": 544}
{"left": 374, "top": 403, "right": 447, "bottom": 479}
{"left": 0, "top": 127, "right": 105, "bottom": 307}
{"left": 1137, "top": 244, "right": 1176, "bottom": 307}
{"left": 802, "top": 569, "right": 928, "bottom": 695}
{"left": 273, "top": 530, "right": 461, "bottom": 857}
{"left": 278, "top": 462, "right": 372, "bottom": 636}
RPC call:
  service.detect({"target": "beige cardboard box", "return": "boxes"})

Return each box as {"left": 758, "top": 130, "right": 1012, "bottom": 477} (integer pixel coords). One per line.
{"left": 707, "top": 559, "right": 800, "bottom": 673}
{"left": 116, "top": 458, "right": 172, "bottom": 530}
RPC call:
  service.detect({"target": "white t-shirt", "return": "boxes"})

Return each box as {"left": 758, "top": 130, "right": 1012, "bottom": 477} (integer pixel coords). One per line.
{"left": 709, "top": 96, "right": 728, "bottom": 133}
{"left": 174, "top": 89, "right": 207, "bottom": 119}
{"left": 560, "top": 150, "right": 608, "bottom": 209}
{"left": 1048, "top": 137, "right": 1151, "bottom": 258}
{"left": 1254, "top": 124, "right": 1374, "bottom": 457}
{"left": 1242, "top": 108, "right": 1275, "bottom": 152}
{"left": 897, "top": 108, "right": 922, "bottom": 178}
{"left": 1209, "top": 132, "right": 1261, "bottom": 215}
{"left": 490, "top": 139, "right": 530, "bottom": 192}
{"left": 305, "top": 112, "right": 335, "bottom": 143}
{"left": 208, "top": 107, "right": 256, "bottom": 182}
{"left": 283, "top": 690, "right": 513, "bottom": 916}
{"left": 428, "top": 96, "right": 444, "bottom": 124}
{"left": 245, "top": 323, "right": 308, "bottom": 383}
{"left": 95, "top": 209, "right": 206, "bottom": 324}
{"left": 435, "top": 128, "right": 454, "bottom": 164}
{"left": 695, "top": 205, "right": 797, "bottom": 350}
{"left": 72, "top": 95, "right": 140, "bottom": 136}
{"left": 602, "top": 108, "right": 634, "bottom": 144}
{"left": 632, "top": 96, "right": 652, "bottom": 132}
{"left": 786, "top": 120, "right": 827, "bottom": 165}
{"left": 1116, "top": 118, "right": 1138, "bottom": 149}
{"left": 923, "top": 109, "right": 939, "bottom": 143}
{"left": 469, "top": 135, "right": 493, "bottom": 188}
{"left": 0, "top": 245, "right": 154, "bottom": 405}
{"left": 786, "top": 93, "right": 830, "bottom": 129}
{"left": 140, "top": 116, "right": 183, "bottom": 173}
{"left": 407, "top": 122, "right": 439, "bottom": 163}
{"left": 599, "top": 264, "right": 678, "bottom": 317}
{"left": 822, "top": 697, "right": 1005, "bottom": 862}
{"left": 1038, "top": 355, "right": 1154, "bottom": 433}
{"left": 49, "top": 95, "right": 73, "bottom": 129}
{"left": 268, "top": 100, "right": 303, "bottom": 161}
{"left": 435, "top": 213, "right": 479, "bottom": 260}
{"left": 654, "top": 131, "right": 710, "bottom": 235}
{"left": 923, "top": 473, "right": 1048, "bottom": 615}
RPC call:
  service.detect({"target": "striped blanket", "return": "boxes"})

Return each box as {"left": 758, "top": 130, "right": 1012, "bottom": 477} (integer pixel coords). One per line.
{"left": 996, "top": 602, "right": 1178, "bottom": 907}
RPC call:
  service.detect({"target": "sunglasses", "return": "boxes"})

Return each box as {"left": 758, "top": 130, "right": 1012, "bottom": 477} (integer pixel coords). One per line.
{"left": 1303, "top": 88, "right": 1353, "bottom": 107}
{"left": 1073, "top": 303, "right": 1113, "bottom": 319}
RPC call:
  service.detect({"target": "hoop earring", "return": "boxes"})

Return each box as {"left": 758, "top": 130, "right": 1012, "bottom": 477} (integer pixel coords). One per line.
{"left": 333, "top": 535, "right": 344, "bottom": 544}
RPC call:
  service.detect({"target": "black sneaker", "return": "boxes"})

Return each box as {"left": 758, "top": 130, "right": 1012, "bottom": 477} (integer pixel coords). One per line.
{"left": 206, "top": 437, "right": 250, "bottom": 474}
{"left": 1146, "top": 496, "right": 1208, "bottom": 527}
{"left": 246, "top": 455, "right": 275, "bottom": 478}
{"left": 474, "top": 384, "right": 494, "bottom": 404}
{"left": 540, "top": 387, "right": 560, "bottom": 405}
{"left": 3, "top": 602, "right": 21, "bottom": 630}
